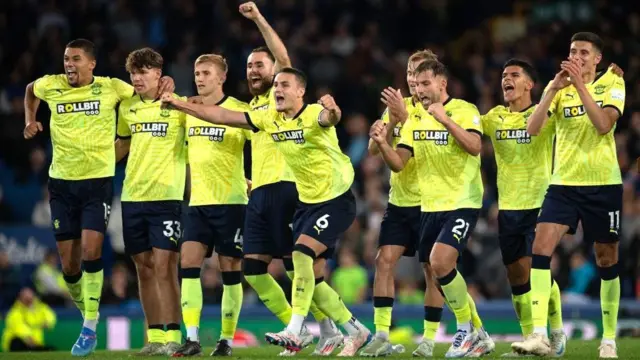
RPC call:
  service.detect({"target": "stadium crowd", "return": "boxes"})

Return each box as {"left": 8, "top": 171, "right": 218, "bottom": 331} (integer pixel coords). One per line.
{"left": 0, "top": 0, "right": 639, "bottom": 312}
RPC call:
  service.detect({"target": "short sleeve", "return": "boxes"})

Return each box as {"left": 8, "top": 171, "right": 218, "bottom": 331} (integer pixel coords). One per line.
{"left": 111, "top": 78, "right": 135, "bottom": 101}
{"left": 117, "top": 106, "right": 131, "bottom": 138}
{"left": 454, "top": 106, "right": 483, "bottom": 136}
{"left": 381, "top": 107, "right": 390, "bottom": 124}
{"left": 603, "top": 76, "right": 625, "bottom": 117}
{"left": 397, "top": 119, "right": 414, "bottom": 155}
{"left": 244, "top": 110, "right": 268, "bottom": 133}
{"left": 32, "top": 75, "right": 54, "bottom": 100}
{"left": 543, "top": 81, "right": 561, "bottom": 116}
{"left": 480, "top": 113, "right": 492, "bottom": 134}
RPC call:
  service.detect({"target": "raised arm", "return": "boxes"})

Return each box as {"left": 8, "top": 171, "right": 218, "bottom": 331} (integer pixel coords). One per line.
{"left": 528, "top": 70, "right": 571, "bottom": 135}
{"left": 318, "top": 94, "right": 342, "bottom": 127}
{"left": 240, "top": 2, "right": 291, "bottom": 71}
{"left": 369, "top": 88, "right": 408, "bottom": 155}
{"left": 562, "top": 59, "right": 621, "bottom": 135}
{"left": 23, "top": 82, "right": 43, "bottom": 139}
{"left": 428, "top": 103, "right": 481, "bottom": 156}
{"left": 370, "top": 120, "right": 411, "bottom": 172}
{"left": 161, "top": 94, "right": 252, "bottom": 130}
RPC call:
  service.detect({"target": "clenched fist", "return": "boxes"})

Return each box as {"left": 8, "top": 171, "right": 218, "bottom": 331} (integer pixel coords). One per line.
{"left": 239, "top": 2, "right": 262, "bottom": 20}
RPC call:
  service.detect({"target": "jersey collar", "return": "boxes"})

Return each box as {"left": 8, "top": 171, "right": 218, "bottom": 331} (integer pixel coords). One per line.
{"left": 215, "top": 95, "right": 228, "bottom": 106}
{"left": 139, "top": 93, "right": 159, "bottom": 103}
{"left": 284, "top": 104, "right": 307, "bottom": 121}
{"left": 442, "top": 96, "right": 452, "bottom": 106}
{"left": 589, "top": 70, "right": 606, "bottom": 85}
{"left": 510, "top": 103, "right": 536, "bottom": 113}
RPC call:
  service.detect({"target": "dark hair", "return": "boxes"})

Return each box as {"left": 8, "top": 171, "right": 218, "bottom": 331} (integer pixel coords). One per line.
{"left": 251, "top": 46, "right": 276, "bottom": 63}
{"left": 66, "top": 38, "right": 96, "bottom": 59}
{"left": 125, "top": 47, "right": 164, "bottom": 72}
{"left": 503, "top": 58, "right": 538, "bottom": 84}
{"left": 571, "top": 32, "right": 604, "bottom": 53}
{"left": 276, "top": 67, "right": 307, "bottom": 88}
{"left": 414, "top": 60, "right": 448, "bottom": 78}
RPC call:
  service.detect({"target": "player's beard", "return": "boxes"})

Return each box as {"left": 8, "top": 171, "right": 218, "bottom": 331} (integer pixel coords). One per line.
{"left": 247, "top": 77, "right": 272, "bottom": 96}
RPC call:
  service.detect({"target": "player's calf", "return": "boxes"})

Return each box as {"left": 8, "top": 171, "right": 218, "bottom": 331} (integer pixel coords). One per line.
{"left": 219, "top": 255, "right": 244, "bottom": 349}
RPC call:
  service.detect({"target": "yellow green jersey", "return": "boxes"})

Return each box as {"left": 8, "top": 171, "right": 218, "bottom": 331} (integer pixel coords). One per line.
{"left": 32, "top": 74, "right": 134, "bottom": 180}
{"left": 117, "top": 94, "right": 187, "bottom": 202}
{"left": 398, "top": 98, "right": 483, "bottom": 212}
{"left": 380, "top": 97, "right": 421, "bottom": 207}
{"left": 249, "top": 87, "right": 295, "bottom": 189}
{"left": 187, "top": 95, "right": 251, "bottom": 206}
{"left": 245, "top": 104, "right": 354, "bottom": 203}
{"left": 482, "top": 104, "right": 555, "bottom": 210}
{"left": 545, "top": 68, "right": 625, "bottom": 186}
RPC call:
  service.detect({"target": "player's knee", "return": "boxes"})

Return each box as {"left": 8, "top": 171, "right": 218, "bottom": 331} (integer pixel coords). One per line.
{"left": 505, "top": 258, "right": 531, "bottom": 286}
{"left": 82, "top": 244, "right": 102, "bottom": 261}
{"left": 180, "top": 251, "right": 203, "bottom": 269}
{"left": 375, "top": 249, "right": 397, "bottom": 275}
{"left": 153, "top": 259, "right": 174, "bottom": 280}
{"left": 134, "top": 261, "right": 154, "bottom": 280}
{"left": 219, "top": 256, "right": 242, "bottom": 272}
{"left": 61, "top": 257, "right": 82, "bottom": 276}
{"left": 428, "top": 254, "right": 454, "bottom": 278}
{"left": 594, "top": 242, "right": 619, "bottom": 268}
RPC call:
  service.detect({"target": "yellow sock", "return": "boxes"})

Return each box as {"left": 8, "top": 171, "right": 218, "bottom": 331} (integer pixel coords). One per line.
{"left": 373, "top": 297, "right": 394, "bottom": 335}
{"left": 287, "top": 270, "right": 328, "bottom": 322}
{"left": 467, "top": 293, "right": 483, "bottom": 329}
{"left": 181, "top": 277, "right": 203, "bottom": 330}
{"left": 599, "top": 265, "right": 620, "bottom": 340}
{"left": 63, "top": 272, "right": 84, "bottom": 316}
{"left": 291, "top": 251, "right": 315, "bottom": 317}
{"left": 83, "top": 259, "right": 104, "bottom": 322}
{"left": 245, "top": 273, "right": 292, "bottom": 324}
{"left": 166, "top": 329, "right": 182, "bottom": 343}
{"left": 548, "top": 279, "right": 564, "bottom": 331}
{"left": 439, "top": 270, "right": 471, "bottom": 326}
{"left": 512, "top": 292, "right": 533, "bottom": 336}
{"left": 312, "top": 281, "right": 352, "bottom": 325}
{"left": 530, "top": 257, "right": 552, "bottom": 330}
{"left": 221, "top": 278, "right": 243, "bottom": 340}
{"left": 423, "top": 306, "right": 443, "bottom": 341}
{"left": 147, "top": 328, "right": 165, "bottom": 344}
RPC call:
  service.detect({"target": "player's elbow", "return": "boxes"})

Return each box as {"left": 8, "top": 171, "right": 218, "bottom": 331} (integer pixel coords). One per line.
{"left": 597, "top": 123, "right": 613, "bottom": 135}
{"left": 526, "top": 123, "right": 541, "bottom": 136}
{"left": 389, "top": 162, "right": 405, "bottom": 173}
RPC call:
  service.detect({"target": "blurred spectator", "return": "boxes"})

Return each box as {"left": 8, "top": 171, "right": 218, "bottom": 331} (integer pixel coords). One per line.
{"left": 563, "top": 250, "right": 597, "bottom": 304}
{"left": 31, "top": 186, "right": 51, "bottom": 228}
{"left": 331, "top": 248, "right": 368, "bottom": 304}
{"left": 33, "top": 250, "right": 68, "bottom": 307}
{"left": 102, "top": 262, "right": 137, "bottom": 305}
{"left": 1, "top": 287, "right": 56, "bottom": 352}
{"left": 0, "top": 250, "right": 22, "bottom": 310}
{"left": 0, "top": 186, "right": 13, "bottom": 223}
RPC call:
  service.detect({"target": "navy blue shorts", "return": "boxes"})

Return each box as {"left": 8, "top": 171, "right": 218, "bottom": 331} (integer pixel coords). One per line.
{"left": 378, "top": 204, "right": 421, "bottom": 257}
{"left": 182, "top": 205, "right": 245, "bottom": 259}
{"left": 243, "top": 181, "right": 298, "bottom": 258}
{"left": 293, "top": 190, "right": 356, "bottom": 256}
{"left": 48, "top": 177, "right": 113, "bottom": 241}
{"left": 498, "top": 209, "right": 538, "bottom": 265}
{"left": 418, "top": 209, "right": 479, "bottom": 262}
{"left": 538, "top": 185, "right": 623, "bottom": 243}
{"left": 122, "top": 201, "right": 182, "bottom": 255}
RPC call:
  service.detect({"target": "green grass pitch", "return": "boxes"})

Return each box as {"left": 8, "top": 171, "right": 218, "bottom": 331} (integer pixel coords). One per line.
{"left": 0, "top": 340, "right": 636, "bottom": 359}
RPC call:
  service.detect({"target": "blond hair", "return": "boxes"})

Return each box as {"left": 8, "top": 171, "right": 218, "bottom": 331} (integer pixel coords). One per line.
{"left": 408, "top": 49, "right": 438, "bottom": 64}
{"left": 195, "top": 54, "right": 228, "bottom": 74}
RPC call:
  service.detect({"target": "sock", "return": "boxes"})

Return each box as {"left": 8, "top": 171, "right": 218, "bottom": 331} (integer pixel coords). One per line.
{"left": 245, "top": 273, "right": 292, "bottom": 325}
{"left": 148, "top": 324, "right": 165, "bottom": 344}
{"left": 221, "top": 271, "right": 243, "bottom": 341}
{"left": 287, "top": 270, "right": 328, "bottom": 323}
{"left": 438, "top": 269, "right": 471, "bottom": 332}
{"left": 530, "top": 255, "right": 551, "bottom": 335}
{"left": 598, "top": 264, "right": 620, "bottom": 341}
{"left": 423, "top": 306, "right": 443, "bottom": 341}
{"left": 312, "top": 280, "right": 353, "bottom": 327}
{"left": 166, "top": 323, "right": 182, "bottom": 343}
{"left": 319, "top": 318, "right": 337, "bottom": 337}
{"left": 289, "top": 250, "right": 315, "bottom": 322}
{"left": 83, "top": 259, "right": 103, "bottom": 330}
{"left": 181, "top": 268, "right": 202, "bottom": 341}
{"left": 511, "top": 282, "right": 533, "bottom": 337}
{"left": 341, "top": 316, "right": 366, "bottom": 337}
{"left": 373, "top": 297, "right": 393, "bottom": 338}
{"left": 467, "top": 293, "right": 483, "bottom": 329}
{"left": 63, "top": 271, "right": 84, "bottom": 316}
{"left": 548, "top": 278, "right": 564, "bottom": 331}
